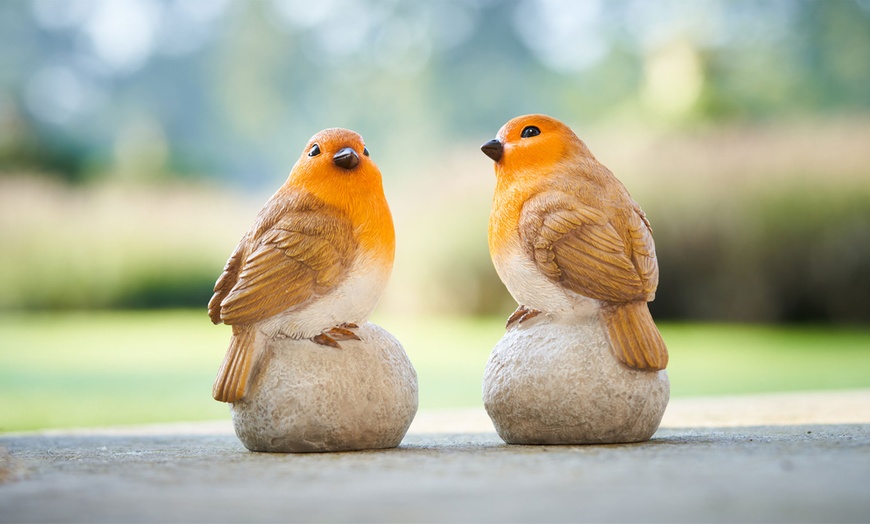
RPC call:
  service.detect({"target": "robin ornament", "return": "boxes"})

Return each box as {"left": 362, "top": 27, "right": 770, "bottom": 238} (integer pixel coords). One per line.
{"left": 209, "top": 128, "right": 417, "bottom": 452}
{"left": 481, "top": 115, "right": 669, "bottom": 444}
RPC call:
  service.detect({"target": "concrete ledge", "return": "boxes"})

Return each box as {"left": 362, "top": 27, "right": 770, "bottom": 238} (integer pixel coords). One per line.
{"left": 2, "top": 391, "right": 869, "bottom": 523}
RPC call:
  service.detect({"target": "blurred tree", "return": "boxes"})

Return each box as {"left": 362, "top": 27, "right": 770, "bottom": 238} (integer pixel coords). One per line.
{"left": 1, "top": 0, "right": 869, "bottom": 323}
{"left": 2, "top": 0, "right": 869, "bottom": 185}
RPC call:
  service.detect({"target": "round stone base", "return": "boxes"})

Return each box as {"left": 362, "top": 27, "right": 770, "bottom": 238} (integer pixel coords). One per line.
{"left": 231, "top": 323, "right": 418, "bottom": 453}
{"left": 483, "top": 317, "right": 669, "bottom": 445}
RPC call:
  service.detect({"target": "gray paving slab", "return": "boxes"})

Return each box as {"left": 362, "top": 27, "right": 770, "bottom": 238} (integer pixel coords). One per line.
{"left": 1, "top": 393, "right": 869, "bottom": 523}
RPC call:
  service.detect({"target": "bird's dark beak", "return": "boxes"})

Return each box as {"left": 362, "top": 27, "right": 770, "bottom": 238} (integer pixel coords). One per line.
{"left": 481, "top": 139, "right": 503, "bottom": 162}
{"left": 333, "top": 147, "right": 360, "bottom": 170}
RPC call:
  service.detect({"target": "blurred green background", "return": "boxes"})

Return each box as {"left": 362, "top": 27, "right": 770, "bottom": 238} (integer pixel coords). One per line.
{"left": 1, "top": 0, "right": 869, "bottom": 431}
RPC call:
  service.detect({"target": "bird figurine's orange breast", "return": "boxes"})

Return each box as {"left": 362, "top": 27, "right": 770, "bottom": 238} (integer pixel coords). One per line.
{"left": 208, "top": 128, "right": 395, "bottom": 403}
{"left": 482, "top": 114, "right": 668, "bottom": 371}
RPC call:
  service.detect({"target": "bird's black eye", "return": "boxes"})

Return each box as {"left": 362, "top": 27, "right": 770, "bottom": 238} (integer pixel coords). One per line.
{"left": 363, "top": 147, "right": 369, "bottom": 157}
{"left": 520, "top": 126, "right": 541, "bottom": 138}
{"left": 308, "top": 144, "right": 321, "bottom": 157}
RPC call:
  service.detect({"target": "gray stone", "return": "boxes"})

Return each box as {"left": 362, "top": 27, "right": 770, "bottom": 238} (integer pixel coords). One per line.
{"left": 231, "top": 322, "right": 418, "bottom": 452}
{"left": 483, "top": 316, "right": 669, "bottom": 444}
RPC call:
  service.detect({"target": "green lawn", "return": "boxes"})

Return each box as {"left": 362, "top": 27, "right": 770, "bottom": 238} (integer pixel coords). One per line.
{"left": 1, "top": 310, "right": 869, "bottom": 432}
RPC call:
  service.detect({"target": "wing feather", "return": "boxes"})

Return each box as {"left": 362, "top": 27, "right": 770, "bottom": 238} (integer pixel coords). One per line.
{"left": 209, "top": 192, "right": 355, "bottom": 326}
{"left": 520, "top": 191, "right": 658, "bottom": 303}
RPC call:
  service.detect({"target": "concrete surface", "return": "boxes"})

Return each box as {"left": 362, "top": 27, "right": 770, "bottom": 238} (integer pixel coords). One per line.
{"left": 1, "top": 390, "right": 869, "bottom": 523}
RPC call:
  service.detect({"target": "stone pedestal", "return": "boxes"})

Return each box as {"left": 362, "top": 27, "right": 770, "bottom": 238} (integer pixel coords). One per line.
{"left": 231, "top": 323, "right": 418, "bottom": 453}
{"left": 483, "top": 317, "right": 669, "bottom": 445}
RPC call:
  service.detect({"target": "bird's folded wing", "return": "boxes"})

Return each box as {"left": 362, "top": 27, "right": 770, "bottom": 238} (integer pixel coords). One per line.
{"left": 208, "top": 236, "right": 246, "bottom": 324}
{"left": 628, "top": 204, "right": 659, "bottom": 296}
{"left": 216, "top": 196, "right": 355, "bottom": 325}
{"left": 520, "top": 192, "right": 658, "bottom": 302}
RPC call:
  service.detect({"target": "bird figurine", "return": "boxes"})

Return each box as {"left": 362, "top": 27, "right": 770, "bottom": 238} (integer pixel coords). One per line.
{"left": 481, "top": 114, "right": 668, "bottom": 372}
{"left": 208, "top": 128, "right": 395, "bottom": 403}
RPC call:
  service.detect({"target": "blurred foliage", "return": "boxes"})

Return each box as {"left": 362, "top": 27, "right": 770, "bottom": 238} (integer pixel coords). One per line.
{"left": 2, "top": 1, "right": 870, "bottom": 185}
{"left": 0, "top": 176, "right": 261, "bottom": 310}
{"left": 3, "top": 119, "right": 868, "bottom": 324}
{"left": 651, "top": 188, "right": 870, "bottom": 323}
{"left": 1, "top": 1, "right": 869, "bottom": 324}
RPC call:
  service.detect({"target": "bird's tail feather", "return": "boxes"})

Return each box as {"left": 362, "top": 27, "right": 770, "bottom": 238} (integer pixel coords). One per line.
{"left": 603, "top": 301, "right": 668, "bottom": 371}
{"left": 212, "top": 325, "right": 258, "bottom": 403}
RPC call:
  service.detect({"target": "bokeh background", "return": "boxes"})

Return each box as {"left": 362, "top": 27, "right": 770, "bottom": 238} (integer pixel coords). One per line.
{"left": 2, "top": 0, "right": 869, "bottom": 431}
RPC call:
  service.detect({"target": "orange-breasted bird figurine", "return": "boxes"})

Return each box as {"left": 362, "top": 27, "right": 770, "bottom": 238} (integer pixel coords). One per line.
{"left": 208, "top": 128, "right": 395, "bottom": 403}
{"left": 481, "top": 114, "right": 668, "bottom": 371}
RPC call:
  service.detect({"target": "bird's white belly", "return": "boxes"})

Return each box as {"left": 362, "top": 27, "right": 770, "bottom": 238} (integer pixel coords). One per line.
{"left": 494, "top": 246, "right": 602, "bottom": 320}
{"left": 258, "top": 253, "right": 391, "bottom": 339}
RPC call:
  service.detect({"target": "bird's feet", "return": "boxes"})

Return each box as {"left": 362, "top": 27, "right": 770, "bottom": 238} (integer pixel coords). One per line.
{"left": 312, "top": 323, "right": 361, "bottom": 349}
{"left": 505, "top": 305, "right": 542, "bottom": 329}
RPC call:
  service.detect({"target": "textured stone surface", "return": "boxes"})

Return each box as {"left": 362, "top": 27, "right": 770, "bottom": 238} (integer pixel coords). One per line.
{"left": 483, "top": 317, "right": 669, "bottom": 444}
{"left": 231, "top": 322, "right": 418, "bottom": 452}
{"left": 3, "top": 422, "right": 869, "bottom": 523}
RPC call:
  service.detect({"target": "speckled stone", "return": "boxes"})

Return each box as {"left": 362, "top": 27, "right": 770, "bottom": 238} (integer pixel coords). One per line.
{"left": 483, "top": 316, "right": 669, "bottom": 445}
{"left": 231, "top": 323, "right": 418, "bottom": 453}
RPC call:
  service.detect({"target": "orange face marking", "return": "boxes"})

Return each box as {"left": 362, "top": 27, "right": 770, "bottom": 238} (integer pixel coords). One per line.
{"left": 487, "top": 114, "right": 592, "bottom": 257}
{"left": 286, "top": 128, "right": 395, "bottom": 263}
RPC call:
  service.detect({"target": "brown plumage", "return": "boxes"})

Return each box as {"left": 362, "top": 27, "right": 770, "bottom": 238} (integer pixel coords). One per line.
{"left": 208, "top": 194, "right": 355, "bottom": 327}
{"left": 483, "top": 114, "right": 668, "bottom": 371}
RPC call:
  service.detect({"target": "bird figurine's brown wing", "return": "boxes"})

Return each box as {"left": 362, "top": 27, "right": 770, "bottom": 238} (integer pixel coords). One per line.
{"left": 208, "top": 192, "right": 356, "bottom": 402}
{"left": 208, "top": 237, "right": 246, "bottom": 324}
{"left": 628, "top": 204, "right": 659, "bottom": 296}
{"left": 216, "top": 193, "right": 356, "bottom": 326}
{"left": 520, "top": 190, "right": 667, "bottom": 370}
{"left": 520, "top": 191, "right": 657, "bottom": 302}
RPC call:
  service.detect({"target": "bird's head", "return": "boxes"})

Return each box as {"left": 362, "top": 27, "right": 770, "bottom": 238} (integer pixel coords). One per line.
{"left": 481, "top": 114, "right": 593, "bottom": 184}
{"left": 297, "top": 127, "right": 374, "bottom": 175}
{"left": 287, "top": 127, "right": 384, "bottom": 203}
